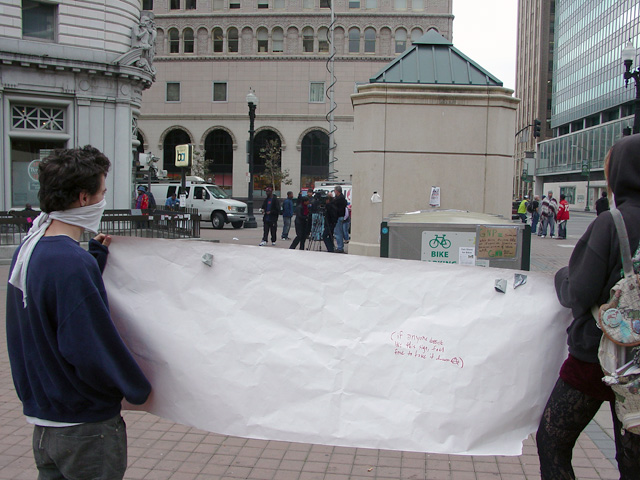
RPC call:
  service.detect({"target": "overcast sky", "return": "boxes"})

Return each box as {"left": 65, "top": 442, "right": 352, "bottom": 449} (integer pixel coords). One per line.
{"left": 451, "top": 0, "right": 518, "bottom": 91}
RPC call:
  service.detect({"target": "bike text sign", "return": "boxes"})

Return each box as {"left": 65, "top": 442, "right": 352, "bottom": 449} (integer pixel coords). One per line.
{"left": 421, "top": 231, "right": 476, "bottom": 265}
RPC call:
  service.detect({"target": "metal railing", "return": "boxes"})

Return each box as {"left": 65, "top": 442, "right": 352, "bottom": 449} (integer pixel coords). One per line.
{"left": 0, "top": 208, "right": 200, "bottom": 246}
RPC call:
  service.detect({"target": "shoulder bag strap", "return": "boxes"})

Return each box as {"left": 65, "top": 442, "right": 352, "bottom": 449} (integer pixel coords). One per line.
{"left": 610, "top": 207, "right": 634, "bottom": 278}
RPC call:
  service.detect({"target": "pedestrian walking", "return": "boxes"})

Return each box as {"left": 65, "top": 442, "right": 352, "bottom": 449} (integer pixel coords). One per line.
{"left": 281, "top": 191, "right": 294, "bottom": 240}
{"left": 595, "top": 191, "right": 610, "bottom": 215}
{"left": 536, "top": 134, "right": 640, "bottom": 479}
{"left": 531, "top": 195, "right": 541, "bottom": 234}
{"left": 539, "top": 191, "right": 558, "bottom": 238}
{"left": 556, "top": 193, "right": 570, "bottom": 239}
{"left": 333, "top": 186, "right": 348, "bottom": 253}
{"left": 518, "top": 196, "right": 529, "bottom": 223}
{"left": 259, "top": 187, "right": 280, "bottom": 246}
{"left": 289, "top": 196, "right": 311, "bottom": 250}
{"left": 6, "top": 146, "right": 151, "bottom": 480}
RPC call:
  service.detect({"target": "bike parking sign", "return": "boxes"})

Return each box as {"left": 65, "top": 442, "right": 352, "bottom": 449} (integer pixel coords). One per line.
{"left": 421, "top": 231, "right": 477, "bottom": 265}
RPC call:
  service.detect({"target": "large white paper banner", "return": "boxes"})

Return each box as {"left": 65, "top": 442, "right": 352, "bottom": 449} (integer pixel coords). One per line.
{"left": 104, "top": 236, "right": 570, "bottom": 456}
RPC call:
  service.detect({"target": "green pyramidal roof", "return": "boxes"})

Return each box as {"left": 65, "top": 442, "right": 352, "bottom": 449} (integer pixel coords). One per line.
{"left": 369, "top": 29, "right": 503, "bottom": 86}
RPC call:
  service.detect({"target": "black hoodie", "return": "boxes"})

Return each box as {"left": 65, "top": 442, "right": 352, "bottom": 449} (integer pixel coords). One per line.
{"left": 555, "top": 134, "right": 640, "bottom": 363}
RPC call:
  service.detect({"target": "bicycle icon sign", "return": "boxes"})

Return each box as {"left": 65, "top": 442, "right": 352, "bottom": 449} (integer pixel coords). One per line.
{"left": 429, "top": 234, "right": 452, "bottom": 249}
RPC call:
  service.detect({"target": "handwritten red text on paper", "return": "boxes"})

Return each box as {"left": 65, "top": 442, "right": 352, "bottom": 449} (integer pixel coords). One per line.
{"left": 390, "top": 331, "right": 464, "bottom": 368}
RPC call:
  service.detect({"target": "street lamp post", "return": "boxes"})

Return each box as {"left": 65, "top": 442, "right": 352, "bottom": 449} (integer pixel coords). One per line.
{"left": 622, "top": 41, "right": 640, "bottom": 135}
{"left": 244, "top": 89, "right": 258, "bottom": 228}
{"left": 572, "top": 144, "right": 591, "bottom": 211}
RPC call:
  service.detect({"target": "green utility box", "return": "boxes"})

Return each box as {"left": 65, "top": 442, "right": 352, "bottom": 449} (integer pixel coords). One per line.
{"left": 380, "top": 210, "right": 531, "bottom": 271}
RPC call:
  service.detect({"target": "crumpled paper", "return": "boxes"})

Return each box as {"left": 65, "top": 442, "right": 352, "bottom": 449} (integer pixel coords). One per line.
{"left": 104, "top": 236, "right": 570, "bottom": 456}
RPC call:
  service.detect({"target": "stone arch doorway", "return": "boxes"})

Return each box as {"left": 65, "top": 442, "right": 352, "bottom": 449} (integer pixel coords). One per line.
{"left": 253, "top": 129, "right": 281, "bottom": 196}
{"left": 300, "top": 129, "right": 329, "bottom": 190}
{"left": 204, "top": 129, "right": 234, "bottom": 194}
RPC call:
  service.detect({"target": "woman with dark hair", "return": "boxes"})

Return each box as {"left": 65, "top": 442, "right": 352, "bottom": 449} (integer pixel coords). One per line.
{"left": 536, "top": 135, "right": 640, "bottom": 479}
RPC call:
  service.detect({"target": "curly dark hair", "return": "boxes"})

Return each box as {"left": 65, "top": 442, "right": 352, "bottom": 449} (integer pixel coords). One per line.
{"left": 38, "top": 146, "right": 111, "bottom": 213}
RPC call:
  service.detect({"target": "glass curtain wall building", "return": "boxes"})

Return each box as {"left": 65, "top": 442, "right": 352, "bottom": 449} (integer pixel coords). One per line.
{"left": 536, "top": 0, "right": 639, "bottom": 210}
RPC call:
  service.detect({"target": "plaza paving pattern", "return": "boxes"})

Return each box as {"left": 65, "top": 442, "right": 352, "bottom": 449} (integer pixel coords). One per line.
{"left": 0, "top": 212, "right": 622, "bottom": 479}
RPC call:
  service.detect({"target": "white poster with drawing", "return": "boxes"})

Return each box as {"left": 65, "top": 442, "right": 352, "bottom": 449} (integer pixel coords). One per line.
{"left": 104, "top": 237, "right": 570, "bottom": 456}
{"left": 429, "top": 186, "right": 440, "bottom": 207}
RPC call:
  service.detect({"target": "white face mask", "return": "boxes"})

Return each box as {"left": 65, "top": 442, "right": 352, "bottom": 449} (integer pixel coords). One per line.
{"left": 49, "top": 198, "right": 107, "bottom": 234}
{"left": 9, "top": 198, "right": 108, "bottom": 307}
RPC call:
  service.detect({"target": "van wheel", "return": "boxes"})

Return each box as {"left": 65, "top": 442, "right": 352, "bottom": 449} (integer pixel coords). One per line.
{"left": 211, "top": 212, "right": 225, "bottom": 229}
{"left": 231, "top": 221, "right": 243, "bottom": 229}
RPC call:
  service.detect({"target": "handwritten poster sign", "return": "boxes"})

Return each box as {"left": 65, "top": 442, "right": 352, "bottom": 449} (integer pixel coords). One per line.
{"left": 104, "top": 237, "right": 569, "bottom": 456}
{"left": 476, "top": 226, "right": 518, "bottom": 259}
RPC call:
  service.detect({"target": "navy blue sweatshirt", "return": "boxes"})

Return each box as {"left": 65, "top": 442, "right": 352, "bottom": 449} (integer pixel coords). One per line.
{"left": 6, "top": 236, "right": 151, "bottom": 423}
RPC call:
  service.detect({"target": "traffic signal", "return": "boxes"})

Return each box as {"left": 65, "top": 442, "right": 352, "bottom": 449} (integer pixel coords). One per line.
{"left": 533, "top": 119, "right": 541, "bottom": 138}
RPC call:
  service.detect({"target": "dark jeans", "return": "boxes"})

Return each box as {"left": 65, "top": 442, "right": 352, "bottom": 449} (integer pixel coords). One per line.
{"left": 289, "top": 234, "right": 307, "bottom": 250}
{"left": 262, "top": 219, "right": 277, "bottom": 242}
{"left": 531, "top": 212, "right": 540, "bottom": 234}
{"left": 536, "top": 378, "right": 640, "bottom": 479}
{"left": 323, "top": 222, "right": 335, "bottom": 252}
{"left": 33, "top": 415, "right": 127, "bottom": 480}
{"left": 558, "top": 220, "right": 567, "bottom": 239}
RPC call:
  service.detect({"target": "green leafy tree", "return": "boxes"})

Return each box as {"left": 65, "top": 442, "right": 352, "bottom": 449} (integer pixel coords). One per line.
{"left": 191, "top": 149, "right": 215, "bottom": 183}
{"left": 257, "top": 139, "right": 291, "bottom": 191}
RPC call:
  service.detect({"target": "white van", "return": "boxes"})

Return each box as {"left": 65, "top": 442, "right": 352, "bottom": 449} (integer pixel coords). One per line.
{"left": 148, "top": 182, "right": 247, "bottom": 229}
{"left": 314, "top": 182, "right": 352, "bottom": 204}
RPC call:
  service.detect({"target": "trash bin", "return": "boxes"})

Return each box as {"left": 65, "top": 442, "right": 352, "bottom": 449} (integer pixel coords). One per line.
{"left": 380, "top": 210, "right": 530, "bottom": 270}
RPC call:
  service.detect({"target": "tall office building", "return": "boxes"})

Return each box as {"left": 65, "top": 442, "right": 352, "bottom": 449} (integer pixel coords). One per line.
{"left": 137, "top": 0, "right": 453, "bottom": 199}
{"left": 521, "top": 0, "right": 639, "bottom": 211}
{"left": 514, "top": 0, "right": 554, "bottom": 200}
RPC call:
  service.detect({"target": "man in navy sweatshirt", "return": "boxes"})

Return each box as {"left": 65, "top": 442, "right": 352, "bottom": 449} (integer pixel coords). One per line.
{"left": 6, "top": 146, "right": 151, "bottom": 479}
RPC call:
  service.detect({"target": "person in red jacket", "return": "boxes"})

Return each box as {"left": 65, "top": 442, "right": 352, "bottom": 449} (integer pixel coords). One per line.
{"left": 556, "top": 193, "right": 570, "bottom": 239}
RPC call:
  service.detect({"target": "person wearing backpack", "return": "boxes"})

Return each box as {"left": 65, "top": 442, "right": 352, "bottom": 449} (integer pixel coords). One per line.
{"left": 536, "top": 134, "right": 640, "bottom": 479}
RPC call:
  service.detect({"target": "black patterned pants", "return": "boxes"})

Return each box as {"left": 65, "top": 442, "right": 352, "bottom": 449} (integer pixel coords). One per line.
{"left": 536, "top": 378, "right": 640, "bottom": 479}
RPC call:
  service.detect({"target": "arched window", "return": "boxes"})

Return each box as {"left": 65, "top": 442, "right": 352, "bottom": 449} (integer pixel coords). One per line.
{"left": 169, "top": 28, "right": 180, "bottom": 53}
{"left": 163, "top": 129, "right": 191, "bottom": 178}
{"left": 301, "top": 130, "right": 329, "bottom": 190}
{"left": 318, "top": 27, "right": 329, "bottom": 53}
{"left": 183, "top": 28, "right": 194, "bottom": 53}
{"left": 228, "top": 27, "right": 239, "bottom": 53}
{"left": 364, "top": 28, "right": 375, "bottom": 53}
{"left": 204, "top": 130, "right": 234, "bottom": 193}
{"left": 272, "top": 27, "right": 284, "bottom": 52}
{"left": 213, "top": 27, "right": 223, "bottom": 52}
{"left": 411, "top": 28, "right": 423, "bottom": 44}
{"left": 302, "top": 27, "right": 314, "bottom": 53}
{"left": 257, "top": 27, "right": 269, "bottom": 53}
{"left": 253, "top": 130, "right": 281, "bottom": 194}
{"left": 395, "top": 28, "right": 406, "bottom": 53}
{"left": 348, "top": 27, "right": 360, "bottom": 53}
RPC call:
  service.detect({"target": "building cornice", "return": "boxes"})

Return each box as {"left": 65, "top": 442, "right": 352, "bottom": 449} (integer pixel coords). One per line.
{"left": 0, "top": 46, "right": 155, "bottom": 89}
{"left": 138, "top": 113, "right": 354, "bottom": 122}
{"left": 154, "top": 54, "right": 394, "bottom": 62}
{"left": 153, "top": 12, "right": 453, "bottom": 20}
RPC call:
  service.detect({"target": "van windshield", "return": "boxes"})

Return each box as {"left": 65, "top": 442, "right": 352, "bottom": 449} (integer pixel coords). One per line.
{"left": 207, "top": 185, "right": 230, "bottom": 199}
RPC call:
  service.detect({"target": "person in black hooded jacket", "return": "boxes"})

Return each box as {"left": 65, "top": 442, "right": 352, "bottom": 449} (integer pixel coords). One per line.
{"left": 536, "top": 134, "right": 640, "bottom": 479}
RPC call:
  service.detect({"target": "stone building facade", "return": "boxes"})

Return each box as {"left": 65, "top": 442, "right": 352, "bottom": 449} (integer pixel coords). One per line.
{"left": 0, "top": 0, "right": 156, "bottom": 210}
{"left": 137, "top": 0, "right": 453, "bottom": 198}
